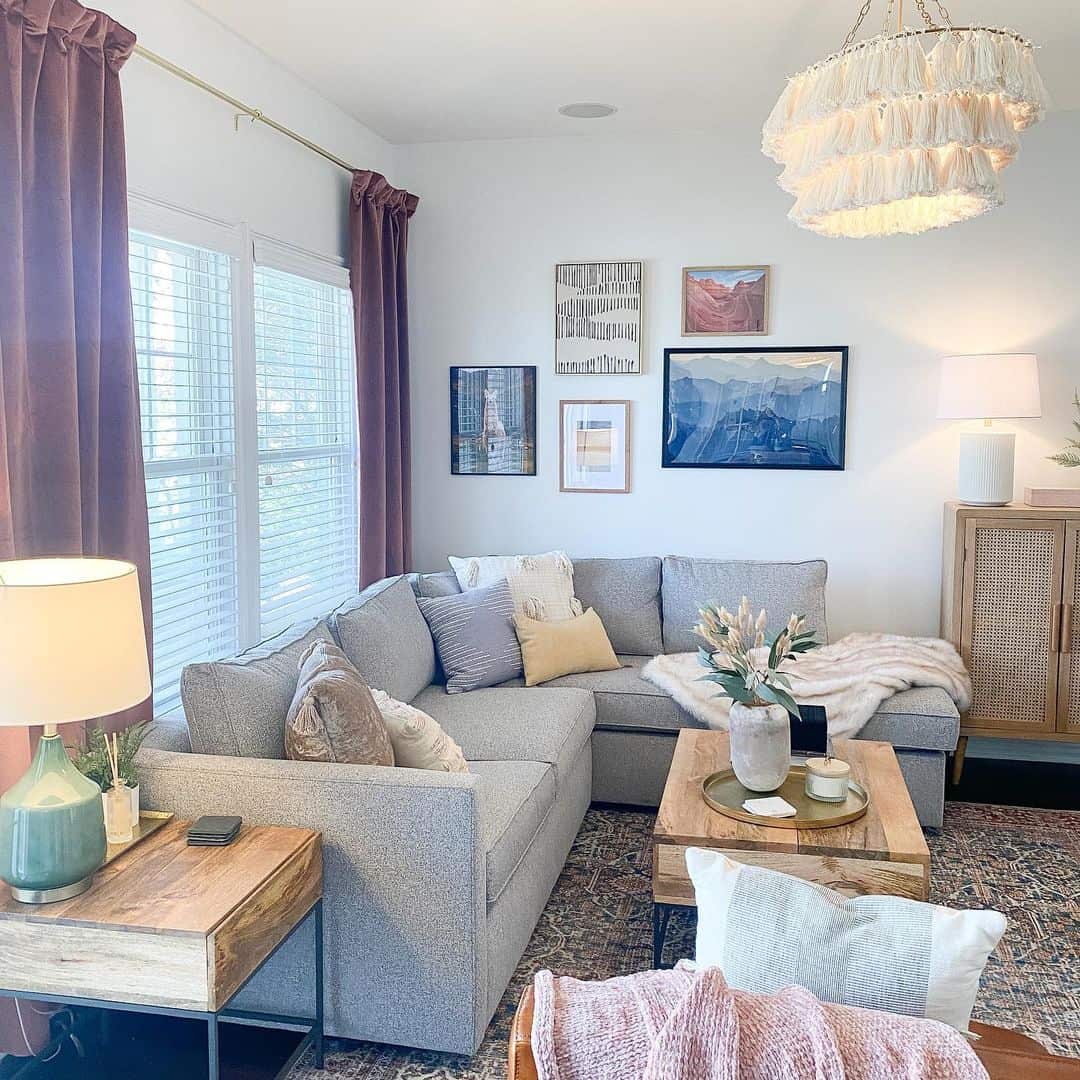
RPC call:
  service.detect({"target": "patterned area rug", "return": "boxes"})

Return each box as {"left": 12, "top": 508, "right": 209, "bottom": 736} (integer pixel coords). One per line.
{"left": 291, "top": 802, "right": 1079, "bottom": 1079}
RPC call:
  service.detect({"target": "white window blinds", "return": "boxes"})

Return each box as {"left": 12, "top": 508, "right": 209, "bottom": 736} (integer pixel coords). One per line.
{"left": 130, "top": 231, "right": 239, "bottom": 717}
{"left": 253, "top": 266, "right": 358, "bottom": 638}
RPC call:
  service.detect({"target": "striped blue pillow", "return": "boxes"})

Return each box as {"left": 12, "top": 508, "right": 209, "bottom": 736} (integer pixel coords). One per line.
{"left": 417, "top": 581, "right": 523, "bottom": 693}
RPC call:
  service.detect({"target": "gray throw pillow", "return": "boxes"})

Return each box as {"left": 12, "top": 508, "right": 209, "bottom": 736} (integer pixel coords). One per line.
{"left": 416, "top": 581, "right": 523, "bottom": 693}
{"left": 284, "top": 641, "right": 395, "bottom": 766}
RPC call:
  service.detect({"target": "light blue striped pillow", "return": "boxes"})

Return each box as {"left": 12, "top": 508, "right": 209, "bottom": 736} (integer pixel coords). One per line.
{"left": 417, "top": 581, "right": 523, "bottom": 693}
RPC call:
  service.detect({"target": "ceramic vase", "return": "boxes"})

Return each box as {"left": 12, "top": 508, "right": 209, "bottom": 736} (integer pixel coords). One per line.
{"left": 728, "top": 701, "right": 791, "bottom": 792}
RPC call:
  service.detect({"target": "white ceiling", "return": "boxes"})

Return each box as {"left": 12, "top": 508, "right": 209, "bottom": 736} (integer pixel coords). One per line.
{"left": 188, "top": 0, "right": 1079, "bottom": 144}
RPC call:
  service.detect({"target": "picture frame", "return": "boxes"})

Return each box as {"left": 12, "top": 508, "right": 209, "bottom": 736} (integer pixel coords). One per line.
{"left": 681, "top": 265, "right": 770, "bottom": 336}
{"left": 662, "top": 346, "right": 848, "bottom": 471}
{"left": 555, "top": 260, "right": 643, "bottom": 374}
{"left": 559, "top": 400, "right": 631, "bottom": 494}
{"left": 450, "top": 366, "right": 537, "bottom": 476}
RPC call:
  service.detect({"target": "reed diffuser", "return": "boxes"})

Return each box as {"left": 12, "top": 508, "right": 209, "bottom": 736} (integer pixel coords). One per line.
{"left": 103, "top": 732, "right": 134, "bottom": 844}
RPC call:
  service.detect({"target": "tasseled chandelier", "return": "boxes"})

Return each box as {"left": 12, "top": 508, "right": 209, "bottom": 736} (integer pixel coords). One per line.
{"left": 762, "top": 0, "right": 1048, "bottom": 238}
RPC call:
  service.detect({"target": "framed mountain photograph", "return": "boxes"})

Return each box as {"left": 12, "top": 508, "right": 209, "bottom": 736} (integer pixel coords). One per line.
{"left": 682, "top": 265, "right": 770, "bottom": 335}
{"left": 662, "top": 346, "right": 847, "bottom": 470}
{"left": 450, "top": 366, "right": 537, "bottom": 475}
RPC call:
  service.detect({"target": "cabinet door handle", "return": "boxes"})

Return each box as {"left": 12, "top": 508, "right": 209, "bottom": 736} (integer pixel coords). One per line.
{"left": 1063, "top": 603, "right": 1074, "bottom": 655}
{"left": 1051, "top": 604, "right": 1063, "bottom": 652}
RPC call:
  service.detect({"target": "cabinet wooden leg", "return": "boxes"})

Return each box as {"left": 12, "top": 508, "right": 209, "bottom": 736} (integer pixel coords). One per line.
{"left": 951, "top": 736, "right": 969, "bottom": 786}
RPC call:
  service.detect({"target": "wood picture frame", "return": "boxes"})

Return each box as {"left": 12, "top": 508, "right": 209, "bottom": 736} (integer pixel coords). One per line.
{"left": 559, "top": 399, "right": 631, "bottom": 493}
{"left": 681, "top": 265, "right": 770, "bottom": 336}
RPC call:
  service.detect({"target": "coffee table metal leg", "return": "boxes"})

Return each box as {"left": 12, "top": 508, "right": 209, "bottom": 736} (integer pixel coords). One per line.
{"left": 207, "top": 1012, "right": 219, "bottom": 1080}
{"left": 652, "top": 904, "right": 672, "bottom": 969}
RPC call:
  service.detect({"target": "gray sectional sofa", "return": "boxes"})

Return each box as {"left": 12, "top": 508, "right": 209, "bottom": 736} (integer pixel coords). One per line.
{"left": 136, "top": 555, "right": 959, "bottom": 1057}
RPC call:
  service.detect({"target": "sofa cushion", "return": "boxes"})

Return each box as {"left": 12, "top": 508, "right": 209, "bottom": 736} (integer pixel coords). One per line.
{"left": 330, "top": 576, "right": 436, "bottom": 703}
{"left": 857, "top": 687, "right": 961, "bottom": 752}
{"left": 662, "top": 557, "right": 829, "bottom": 653}
{"left": 181, "top": 617, "right": 334, "bottom": 759}
{"left": 410, "top": 685, "right": 595, "bottom": 784}
{"left": 471, "top": 760, "right": 556, "bottom": 902}
{"left": 500, "top": 655, "right": 704, "bottom": 734}
{"left": 572, "top": 557, "right": 663, "bottom": 656}
{"left": 413, "top": 570, "right": 462, "bottom": 598}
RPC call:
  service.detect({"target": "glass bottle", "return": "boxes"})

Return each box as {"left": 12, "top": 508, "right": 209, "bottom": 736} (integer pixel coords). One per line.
{"left": 104, "top": 781, "right": 134, "bottom": 844}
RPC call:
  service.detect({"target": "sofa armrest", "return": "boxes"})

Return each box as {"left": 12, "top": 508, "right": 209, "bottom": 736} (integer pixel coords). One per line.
{"left": 135, "top": 748, "right": 488, "bottom": 1055}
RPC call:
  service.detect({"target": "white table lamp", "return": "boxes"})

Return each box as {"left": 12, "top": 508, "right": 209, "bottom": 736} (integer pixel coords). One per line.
{"left": 0, "top": 558, "right": 151, "bottom": 902}
{"left": 937, "top": 354, "right": 1041, "bottom": 506}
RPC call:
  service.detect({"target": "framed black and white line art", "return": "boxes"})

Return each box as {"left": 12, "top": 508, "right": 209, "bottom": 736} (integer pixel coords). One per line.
{"left": 662, "top": 346, "right": 848, "bottom": 470}
{"left": 555, "top": 260, "right": 642, "bottom": 374}
{"left": 450, "top": 366, "right": 537, "bottom": 475}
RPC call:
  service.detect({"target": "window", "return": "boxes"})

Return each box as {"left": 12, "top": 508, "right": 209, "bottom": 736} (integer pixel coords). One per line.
{"left": 131, "top": 232, "right": 238, "bottom": 716}
{"left": 254, "top": 267, "right": 358, "bottom": 638}
{"left": 130, "top": 207, "right": 358, "bottom": 717}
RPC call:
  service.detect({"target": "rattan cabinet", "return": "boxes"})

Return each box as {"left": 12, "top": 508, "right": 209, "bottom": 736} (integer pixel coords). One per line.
{"left": 942, "top": 503, "right": 1080, "bottom": 774}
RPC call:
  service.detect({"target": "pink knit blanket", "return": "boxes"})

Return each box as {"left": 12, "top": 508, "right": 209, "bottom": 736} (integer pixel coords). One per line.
{"left": 531, "top": 964, "right": 988, "bottom": 1080}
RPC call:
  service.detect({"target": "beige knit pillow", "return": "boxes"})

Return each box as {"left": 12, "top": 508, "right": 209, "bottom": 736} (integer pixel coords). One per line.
{"left": 370, "top": 688, "right": 469, "bottom": 773}
{"left": 285, "top": 641, "right": 394, "bottom": 766}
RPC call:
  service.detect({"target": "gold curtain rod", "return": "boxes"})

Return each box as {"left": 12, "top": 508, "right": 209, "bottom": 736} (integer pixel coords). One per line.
{"left": 132, "top": 44, "right": 359, "bottom": 175}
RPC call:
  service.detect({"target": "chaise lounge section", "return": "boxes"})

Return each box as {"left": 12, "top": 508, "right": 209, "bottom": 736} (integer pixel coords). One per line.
{"left": 136, "top": 555, "right": 959, "bottom": 1057}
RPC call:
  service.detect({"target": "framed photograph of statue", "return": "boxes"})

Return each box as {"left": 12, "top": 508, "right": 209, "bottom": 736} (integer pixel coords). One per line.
{"left": 662, "top": 347, "right": 847, "bottom": 470}
{"left": 450, "top": 366, "right": 537, "bottom": 475}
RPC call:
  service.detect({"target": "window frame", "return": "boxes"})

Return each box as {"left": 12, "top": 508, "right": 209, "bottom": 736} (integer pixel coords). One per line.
{"left": 128, "top": 193, "right": 358, "bottom": 715}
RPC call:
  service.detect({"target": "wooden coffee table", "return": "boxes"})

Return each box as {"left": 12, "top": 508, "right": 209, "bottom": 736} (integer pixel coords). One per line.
{"left": 651, "top": 729, "right": 930, "bottom": 966}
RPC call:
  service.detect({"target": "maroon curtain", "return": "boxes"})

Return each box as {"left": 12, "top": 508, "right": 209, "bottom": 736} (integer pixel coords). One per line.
{"left": 0, "top": 0, "right": 149, "bottom": 1053}
{"left": 349, "top": 170, "right": 419, "bottom": 587}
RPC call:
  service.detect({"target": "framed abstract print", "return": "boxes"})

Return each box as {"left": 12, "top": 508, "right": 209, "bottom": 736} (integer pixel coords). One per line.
{"left": 559, "top": 400, "right": 631, "bottom": 493}
{"left": 555, "top": 261, "right": 642, "bottom": 374}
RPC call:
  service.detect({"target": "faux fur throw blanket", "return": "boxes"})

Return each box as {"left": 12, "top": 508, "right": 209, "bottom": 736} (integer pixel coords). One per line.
{"left": 531, "top": 963, "right": 987, "bottom": 1080}
{"left": 642, "top": 633, "right": 972, "bottom": 740}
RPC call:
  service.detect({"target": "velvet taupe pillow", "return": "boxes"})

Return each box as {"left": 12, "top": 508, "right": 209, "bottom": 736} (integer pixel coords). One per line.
{"left": 284, "top": 641, "right": 394, "bottom": 766}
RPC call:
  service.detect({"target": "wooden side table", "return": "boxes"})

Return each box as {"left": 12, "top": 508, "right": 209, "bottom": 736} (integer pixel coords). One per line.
{"left": 0, "top": 819, "right": 323, "bottom": 1080}
{"left": 651, "top": 730, "right": 930, "bottom": 967}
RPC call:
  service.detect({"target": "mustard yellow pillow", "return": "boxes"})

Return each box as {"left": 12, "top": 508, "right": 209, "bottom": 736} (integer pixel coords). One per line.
{"left": 513, "top": 608, "right": 620, "bottom": 687}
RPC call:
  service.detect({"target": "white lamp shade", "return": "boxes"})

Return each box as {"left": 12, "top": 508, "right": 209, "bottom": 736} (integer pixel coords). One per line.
{"left": 937, "top": 354, "right": 1041, "bottom": 420}
{"left": 0, "top": 558, "right": 151, "bottom": 728}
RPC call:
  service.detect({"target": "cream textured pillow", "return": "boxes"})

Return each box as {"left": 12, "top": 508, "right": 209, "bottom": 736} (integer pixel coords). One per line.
{"left": 687, "top": 847, "right": 1007, "bottom": 1033}
{"left": 371, "top": 688, "right": 469, "bottom": 773}
{"left": 513, "top": 608, "right": 620, "bottom": 687}
{"left": 448, "top": 550, "right": 582, "bottom": 621}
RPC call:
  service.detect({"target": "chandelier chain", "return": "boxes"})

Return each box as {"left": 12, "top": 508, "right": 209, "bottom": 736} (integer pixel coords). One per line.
{"left": 841, "top": 0, "right": 875, "bottom": 50}
{"left": 882, "top": 0, "right": 896, "bottom": 36}
{"left": 913, "top": 0, "right": 937, "bottom": 30}
{"left": 934, "top": 0, "right": 956, "bottom": 28}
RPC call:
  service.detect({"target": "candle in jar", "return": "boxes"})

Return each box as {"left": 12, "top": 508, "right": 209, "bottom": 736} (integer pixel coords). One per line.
{"left": 805, "top": 756, "right": 851, "bottom": 803}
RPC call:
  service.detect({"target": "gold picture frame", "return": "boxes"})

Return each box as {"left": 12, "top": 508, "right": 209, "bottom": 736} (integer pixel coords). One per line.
{"left": 559, "top": 399, "right": 631, "bottom": 494}
{"left": 681, "top": 264, "right": 770, "bottom": 336}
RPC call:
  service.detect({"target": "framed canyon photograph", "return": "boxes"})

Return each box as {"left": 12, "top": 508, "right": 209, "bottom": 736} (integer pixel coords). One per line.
{"left": 555, "top": 260, "right": 642, "bottom": 374}
{"left": 682, "top": 265, "right": 770, "bottom": 336}
{"left": 559, "top": 400, "right": 631, "bottom": 493}
{"left": 450, "top": 366, "right": 536, "bottom": 475}
{"left": 662, "top": 346, "right": 847, "bottom": 470}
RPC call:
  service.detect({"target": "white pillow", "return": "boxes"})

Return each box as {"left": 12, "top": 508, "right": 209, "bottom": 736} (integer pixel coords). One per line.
{"left": 370, "top": 689, "right": 469, "bottom": 773}
{"left": 686, "top": 847, "right": 1006, "bottom": 1033}
{"left": 448, "top": 551, "right": 582, "bottom": 621}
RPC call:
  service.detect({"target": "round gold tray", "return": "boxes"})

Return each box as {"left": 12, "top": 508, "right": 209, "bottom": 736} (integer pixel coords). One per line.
{"left": 701, "top": 766, "right": 870, "bottom": 829}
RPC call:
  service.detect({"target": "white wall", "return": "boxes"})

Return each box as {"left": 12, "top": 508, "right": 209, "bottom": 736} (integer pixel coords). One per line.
{"left": 111, "top": 0, "right": 395, "bottom": 260}
{"left": 398, "top": 114, "right": 1080, "bottom": 649}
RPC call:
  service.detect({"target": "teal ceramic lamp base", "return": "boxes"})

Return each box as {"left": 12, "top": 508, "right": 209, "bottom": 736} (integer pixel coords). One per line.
{"left": 0, "top": 728, "right": 107, "bottom": 903}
